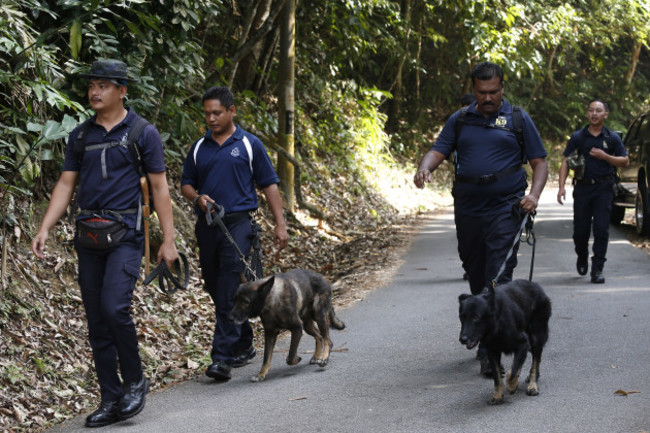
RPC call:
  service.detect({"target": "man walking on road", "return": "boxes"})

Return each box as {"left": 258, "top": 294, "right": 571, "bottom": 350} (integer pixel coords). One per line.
{"left": 181, "top": 86, "right": 288, "bottom": 382}
{"left": 31, "top": 59, "right": 179, "bottom": 427}
{"left": 557, "top": 99, "right": 629, "bottom": 284}
{"left": 413, "top": 61, "right": 548, "bottom": 375}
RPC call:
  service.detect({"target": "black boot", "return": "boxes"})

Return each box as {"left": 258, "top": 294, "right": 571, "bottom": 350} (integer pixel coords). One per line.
{"left": 117, "top": 377, "right": 149, "bottom": 420}
{"left": 85, "top": 400, "right": 119, "bottom": 428}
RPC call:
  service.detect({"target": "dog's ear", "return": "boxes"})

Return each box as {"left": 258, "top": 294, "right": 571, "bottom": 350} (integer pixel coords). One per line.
{"left": 458, "top": 293, "right": 472, "bottom": 303}
{"left": 257, "top": 275, "right": 275, "bottom": 295}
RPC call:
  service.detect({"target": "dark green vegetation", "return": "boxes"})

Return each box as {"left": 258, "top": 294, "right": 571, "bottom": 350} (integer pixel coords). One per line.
{"left": 2, "top": 0, "right": 650, "bottom": 431}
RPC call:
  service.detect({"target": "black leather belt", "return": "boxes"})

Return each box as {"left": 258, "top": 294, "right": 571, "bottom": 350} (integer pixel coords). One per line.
{"left": 202, "top": 211, "right": 251, "bottom": 225}
{"left": 576, "top": 175, "right": 614, "bottom": 185}
{"left": 454, "top": 165, "right": 523, "bottom": 185}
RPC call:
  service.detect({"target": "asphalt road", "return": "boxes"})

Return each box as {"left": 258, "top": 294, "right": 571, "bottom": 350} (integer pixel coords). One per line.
{"left": 49, "top": 188, "right": 650, "bottom": 433}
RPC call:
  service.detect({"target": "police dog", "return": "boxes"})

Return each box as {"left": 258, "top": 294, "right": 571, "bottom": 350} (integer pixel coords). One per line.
{"left": 458, "top": 279, "right": 551, "bottom": 405}
{"left": 229, "top": 268, "right": 346, "bottom": 382}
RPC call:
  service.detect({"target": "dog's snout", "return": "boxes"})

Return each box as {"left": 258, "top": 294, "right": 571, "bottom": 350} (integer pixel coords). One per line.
{"left": 459, "top": 335, "right": 468, "bottom": 344}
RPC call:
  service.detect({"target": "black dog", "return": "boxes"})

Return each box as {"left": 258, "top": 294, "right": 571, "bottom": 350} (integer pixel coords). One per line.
{"left": 229, "top": 268, "right": 346, "bottom": 382}
{"left": 458, "top": 279, "right": 551, "bottom": 405}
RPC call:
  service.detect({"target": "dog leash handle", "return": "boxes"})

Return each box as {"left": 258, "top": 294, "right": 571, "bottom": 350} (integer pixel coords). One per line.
{"left": 143, "top": 252, "right": 190, "bottom": 295}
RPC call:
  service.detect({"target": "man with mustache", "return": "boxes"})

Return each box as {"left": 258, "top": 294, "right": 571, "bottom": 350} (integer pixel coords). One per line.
{"left": 557, "top": 99, "right": 629, "bottom": 284}
{"left": 413, "top": 61, "right": 548, "bottom": 376}
{"left": 181, "top": 86, "right": 288, "bottom": 382}
{"left": 32, "top": 59, "right": 179, "bottom": 427}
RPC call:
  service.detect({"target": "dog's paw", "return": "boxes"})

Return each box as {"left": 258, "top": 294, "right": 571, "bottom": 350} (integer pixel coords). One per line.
{"left": 286, "top": 356, "right": 302, "bottom": 366}
{"left": 251, "top": 374, "right": 266, "bottom": 383}
{"left": 526, "top": 385, "right": 539, "bottom": 396}
{"left": 487, "top": 396, "right": 504, "bottom": 405}
{"left": 505, "top": 372, "right": 519, "bottom": 394}
{"left": 309, "top": 357, "right": 319, "bottom": 365}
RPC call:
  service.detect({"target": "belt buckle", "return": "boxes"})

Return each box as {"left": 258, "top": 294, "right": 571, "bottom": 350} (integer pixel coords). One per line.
{"left": 477, "top": 174, "right": 496, "bottom": 184}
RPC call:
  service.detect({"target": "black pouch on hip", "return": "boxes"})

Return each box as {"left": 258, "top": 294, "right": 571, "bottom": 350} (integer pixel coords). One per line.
{"left": 76, "top": 217, "right": 127, "bottom": 250}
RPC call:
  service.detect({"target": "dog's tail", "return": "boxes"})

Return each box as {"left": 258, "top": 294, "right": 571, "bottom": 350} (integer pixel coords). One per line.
{"left": 329, "top": 306, "right": 346, "bottom": 330}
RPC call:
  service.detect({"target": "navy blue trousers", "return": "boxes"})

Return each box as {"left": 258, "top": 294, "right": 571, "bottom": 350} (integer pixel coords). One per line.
{"left": 455, "top": 209, "right": 523, "bottom": 295}
{"left": 195, "top": 217, "right": 254, "bottom": 363}
{"left": 76, "top": 229, "right": 144, "bottom": 402}
{"left": 573, "top": 181, "right": 614, "bottom": 272}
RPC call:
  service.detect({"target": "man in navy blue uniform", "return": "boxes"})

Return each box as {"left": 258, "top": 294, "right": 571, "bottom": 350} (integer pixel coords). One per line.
{"left": 32, "top": 60, "right": 179, "bottom": 427}
{"left": 557, "top": 99, "right": 629, "bottom": 284}
{"left": 414, "top": 62, "right": 548, "bottom": 375}
{"left": 181, "top": 86, "right": 288, "bottom": 381}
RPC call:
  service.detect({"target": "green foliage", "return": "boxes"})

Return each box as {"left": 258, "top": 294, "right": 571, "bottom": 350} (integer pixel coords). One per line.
{"left": 2, "top": 0, "right": 650, "bottom": 208}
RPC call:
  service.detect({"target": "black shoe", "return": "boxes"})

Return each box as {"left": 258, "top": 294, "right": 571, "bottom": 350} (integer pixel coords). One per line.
{"left": 231, "top": 346, "right": 256, "bottom": 368}
{"left": 577, "top": 257, "right": 588, "bottom": 276}
{"left": 206, "top": 361, "right": 232, "bottom": 381}
{"left": 591, "top": 272, "right": 605, "bottom": 284}
{"left": 117, "top": 377, "right": 149, "bottom": 420}
{"left": 85, "top": 400, "right": 120, "bottom": 428}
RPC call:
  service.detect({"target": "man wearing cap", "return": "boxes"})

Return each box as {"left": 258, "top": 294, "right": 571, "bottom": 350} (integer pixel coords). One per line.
{"left": 32, "top": 59, "right": 179, "bottom": 427}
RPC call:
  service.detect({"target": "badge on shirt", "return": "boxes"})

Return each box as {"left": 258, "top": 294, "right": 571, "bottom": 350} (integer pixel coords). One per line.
{"left": 495, "top": 116, "right": 507, "bottom": 127}
{"left": 602, "top": 140, "right": 609, "bottom": 150}
{"left": 231, "top": 147, "right": 240, "bottom": 157}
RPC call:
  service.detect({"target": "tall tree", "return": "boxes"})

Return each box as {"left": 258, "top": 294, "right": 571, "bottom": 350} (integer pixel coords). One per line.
{"left": 277, "top": 0, "right": 296, "bottom": 211}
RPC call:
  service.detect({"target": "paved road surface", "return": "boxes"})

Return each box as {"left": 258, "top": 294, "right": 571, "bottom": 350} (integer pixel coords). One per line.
{"left": 49, "top": 188, "right": 650, "bottom": 433}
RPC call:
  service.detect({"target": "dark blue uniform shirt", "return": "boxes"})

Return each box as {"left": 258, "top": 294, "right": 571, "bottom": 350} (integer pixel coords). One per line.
{"left": 181, "top": 125, "right": 279, "bottom": 215}
{"left": 433, "top": 100, "right": 547, "bottom": 216}
{"left": 563, "top": 126, "right": 626, "bottom": 179}
{"left": 63, "top": 108, "right": 166, "bottom": 228}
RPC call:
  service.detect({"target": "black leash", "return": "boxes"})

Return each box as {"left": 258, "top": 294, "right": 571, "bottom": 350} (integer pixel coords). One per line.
{"left": 143, "top": 252, "right": 190, "bottom": 295}
{"left": 205, "top": 201, "right": 262, "bottom": 281}
{"left": 491, "top": 209, "right": 536, "bottom": 289}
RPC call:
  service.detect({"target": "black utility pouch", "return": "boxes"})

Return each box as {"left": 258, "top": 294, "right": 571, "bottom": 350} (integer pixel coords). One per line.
{"left": 76, "top": 217, "right": 127, "bottom": 250}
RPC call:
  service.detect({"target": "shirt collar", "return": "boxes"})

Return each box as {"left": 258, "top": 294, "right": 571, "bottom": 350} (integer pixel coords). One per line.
{"left": 205, "top": 124, "right": 244, "bottom": 145}
{"left": 88, "top": 107, "right": 135, "bottom": 129}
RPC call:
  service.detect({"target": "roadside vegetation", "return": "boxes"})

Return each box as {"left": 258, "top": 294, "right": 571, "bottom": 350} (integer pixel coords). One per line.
{"left": 2, "top": 1, "right": 650, "bottom": 431}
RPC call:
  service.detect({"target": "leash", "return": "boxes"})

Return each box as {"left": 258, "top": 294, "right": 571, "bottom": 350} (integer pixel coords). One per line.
{"left": 491, "top": 209, "right": 536, "bottom": 289}
{"left": 205, "top": 201, "right": 262, "bottom": 281}
{"left": 143, "top": 252, "right": 190, "bottom": 295}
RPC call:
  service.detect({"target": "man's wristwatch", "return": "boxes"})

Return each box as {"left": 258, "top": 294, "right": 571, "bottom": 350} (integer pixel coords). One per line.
{"left": 192, "top": 194, "right": 202, "bottom": 206}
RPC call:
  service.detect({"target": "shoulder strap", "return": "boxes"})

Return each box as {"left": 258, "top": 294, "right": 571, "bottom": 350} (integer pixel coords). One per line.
{"left": 74, "top": 119, "right": 93, "bottom": 161}
{"left": 511, "top": 105, "right": 525, "bottom": 163}
{"left": 453, "top": 107, "right": 469, "bottom": 150}
{"left": 125, "top": 116, "right": 151, "bottom": 176}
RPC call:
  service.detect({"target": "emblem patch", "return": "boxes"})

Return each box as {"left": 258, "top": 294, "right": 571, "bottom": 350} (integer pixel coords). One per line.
{"left": 495, "top": 116, "right": 508, "bottom": 127}
{"left": 602, "top": 140, "right": 609, "bottom": 150}
{"left": 231, "top": 147, "right": 241, "bottom": 157}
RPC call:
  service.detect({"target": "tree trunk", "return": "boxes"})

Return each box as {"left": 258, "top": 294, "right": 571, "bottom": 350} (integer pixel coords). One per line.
{"left": 237, "top": 0, "right": 273, "bottom": 89}
{"left": 227, "top": 1, "right": 260, "bottom": 88}
{"left": 625, "top": 41, "right": 643, "bottom": 88}
{"left": 277, "top": 0, "right": 295, "bottom": 211}
{"left": 386, "top": 0, "right": 411, "bottom": 133}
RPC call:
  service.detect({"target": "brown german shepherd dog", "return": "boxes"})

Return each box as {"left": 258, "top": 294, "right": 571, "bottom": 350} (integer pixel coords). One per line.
{"left": 229, "top": 268, "right": 346, "bottom": 382}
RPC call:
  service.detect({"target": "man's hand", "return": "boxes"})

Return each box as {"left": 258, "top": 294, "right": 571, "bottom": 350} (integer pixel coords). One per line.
{"left": 274, "top": 224, "right": 288, "bottom": 250}
{"left": 519, "top": 194, "right": 540, "bottom": 213}
{"left": 31, "top": 230, "right": 49, "bottom": 259}
{"left": 557, "top": 187, "right": 566, "bottom": 205}
{"left": 157, "top": 239, "right": 179, "bottom": 268}
{"left": 589, "top": 147, "right": 607, "bottom": 160}
{"left": 413, "top": 170, "right": 432, "bottom": 189}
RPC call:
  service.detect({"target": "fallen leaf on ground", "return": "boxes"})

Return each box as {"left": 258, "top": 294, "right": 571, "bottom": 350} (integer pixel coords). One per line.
{"left": 614, "top": 389, "right": 641, "bottom": 397}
